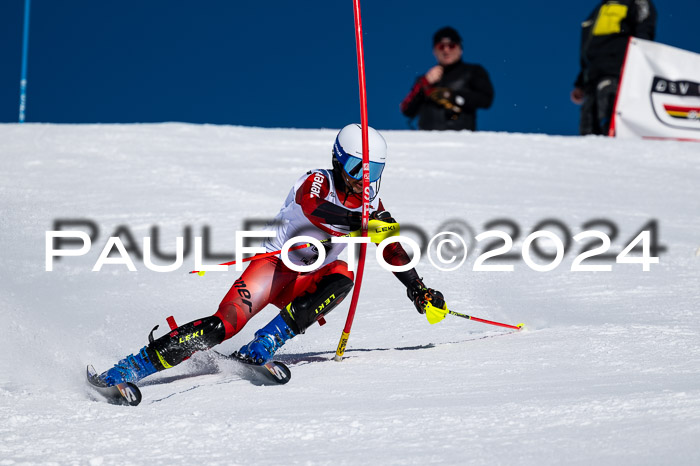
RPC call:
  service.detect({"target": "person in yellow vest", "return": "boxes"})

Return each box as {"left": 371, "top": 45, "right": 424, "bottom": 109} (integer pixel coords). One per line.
{"left": 571, "top": 0, "right": 657, "bottom": 135}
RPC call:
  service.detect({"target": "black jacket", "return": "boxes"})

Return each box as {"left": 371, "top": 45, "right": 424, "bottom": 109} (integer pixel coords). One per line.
{"left": 575, "top": 0, "right": 656, "bottom": 89}
{"left": 401, "top": 61, "right": 494, "bottom": 131}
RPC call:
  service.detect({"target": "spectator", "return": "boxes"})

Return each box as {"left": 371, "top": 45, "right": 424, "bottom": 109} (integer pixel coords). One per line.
{"left": 572, "top": 0, "right": 657, "bottom": 135}
{"left": 400, "top": 26, "right": 494, "bottom": 131}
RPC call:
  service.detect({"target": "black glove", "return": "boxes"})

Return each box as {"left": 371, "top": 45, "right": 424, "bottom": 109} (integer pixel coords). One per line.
{"left": 349, "top": 211, "right": 395, "bottom": 229}
{"left": 406, "top": 278, "right": 445, "bottom": 315}
{"left": 370, "top": 210, "right": 396, "bottom": 223}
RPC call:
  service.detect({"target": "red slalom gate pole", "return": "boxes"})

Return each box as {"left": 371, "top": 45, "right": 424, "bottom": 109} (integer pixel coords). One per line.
{"left": 334, "top": 0, "right": 369, "bottom": 362}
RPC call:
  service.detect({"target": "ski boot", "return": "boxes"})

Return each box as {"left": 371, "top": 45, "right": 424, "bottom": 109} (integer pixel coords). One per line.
{"left": 99, "top": 347, "right": 157, "bottom": 386}
{"left": 237, "top": 273, "right": 354, "bottom": 363}
{"left": 237, "top": 313, "right": 296, "bottom": 364}
{"left": 99, "top": 315, "right": 226, "bottom": 386}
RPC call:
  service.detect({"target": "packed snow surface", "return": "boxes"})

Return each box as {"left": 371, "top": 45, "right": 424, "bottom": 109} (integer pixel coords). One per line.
{"left": 1, "top": 124, "right": 699, "bottom": 465}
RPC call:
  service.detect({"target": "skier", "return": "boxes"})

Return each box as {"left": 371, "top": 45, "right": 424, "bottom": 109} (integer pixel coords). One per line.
{"left": 97, "top": 124, "right": 447, "bottom": 386}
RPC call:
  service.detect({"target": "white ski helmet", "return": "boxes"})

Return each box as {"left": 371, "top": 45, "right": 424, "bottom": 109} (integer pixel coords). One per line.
{"left": 332, "top": 124, "right": 387, "bottom": 183}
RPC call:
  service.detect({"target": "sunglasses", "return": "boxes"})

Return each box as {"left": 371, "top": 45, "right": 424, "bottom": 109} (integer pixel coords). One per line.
{"left": 436, "top": 42, "right": 459, "bottom": 51}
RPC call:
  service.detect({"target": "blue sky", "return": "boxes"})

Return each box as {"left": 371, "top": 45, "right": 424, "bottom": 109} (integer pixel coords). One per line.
{"left": 1, "top": 0, "right": 698, "bottom": 135}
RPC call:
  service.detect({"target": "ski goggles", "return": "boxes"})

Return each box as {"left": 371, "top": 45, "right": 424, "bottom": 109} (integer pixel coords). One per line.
{"left": 333, "top": 141, "right": 385, "bottom": 182}
{"left": 341, "top": 156, "right": 385, "bottom": 182}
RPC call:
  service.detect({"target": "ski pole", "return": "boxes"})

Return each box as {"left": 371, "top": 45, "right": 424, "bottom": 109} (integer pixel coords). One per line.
{"left": 189, "top": 236, "right": 339, "bottom": 275}
{"left": 424, "top": 302, "right": 524, "bottom": 330}
{"left": 445, "top": 310, "right": 524, "bottom": 330}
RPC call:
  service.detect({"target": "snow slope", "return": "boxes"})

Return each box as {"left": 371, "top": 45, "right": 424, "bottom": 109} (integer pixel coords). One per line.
{"left": 1, "top": 124, "right": 699, "bottom": 465}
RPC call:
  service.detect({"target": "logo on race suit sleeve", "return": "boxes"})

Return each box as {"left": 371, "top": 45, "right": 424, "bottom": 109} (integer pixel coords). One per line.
{"left": 309, "top": 173, "right": 326, "bottom": 199}
{"left": 650, "top": 77, "right": 700, "bottom": 131}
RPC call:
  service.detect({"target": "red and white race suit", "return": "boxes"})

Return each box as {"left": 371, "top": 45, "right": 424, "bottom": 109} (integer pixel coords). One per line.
{"left": 263, "top": 168, "right": 379, "bottom": 267}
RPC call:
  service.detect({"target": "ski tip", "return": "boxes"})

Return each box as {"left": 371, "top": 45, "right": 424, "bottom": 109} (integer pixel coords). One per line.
{"left": 116, "top": 383, "right": 143, "bottom": 406}
{"left": 516, "top": 323, "right": 526, "bottom": 330}
{"left": 262, "top": 361, "right": 291, "bottom": 385}
{"left": 226, "top": 352, "right": 291, "bottom": 385}
{"left": 86, "top": 364, "right": 143, "bottom": 406}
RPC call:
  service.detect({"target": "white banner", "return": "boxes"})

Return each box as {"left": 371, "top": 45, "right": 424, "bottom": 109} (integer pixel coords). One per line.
{"left": 612, "top": 38, "right": 700, "bottom": 141}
